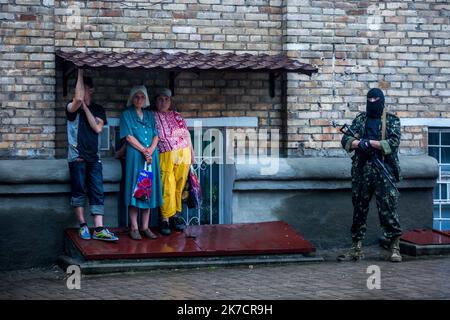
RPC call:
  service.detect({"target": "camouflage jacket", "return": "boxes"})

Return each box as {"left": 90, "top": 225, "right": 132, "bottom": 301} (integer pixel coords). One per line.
{"left": 341, "top": 112, "right": 401, "bottom": 181}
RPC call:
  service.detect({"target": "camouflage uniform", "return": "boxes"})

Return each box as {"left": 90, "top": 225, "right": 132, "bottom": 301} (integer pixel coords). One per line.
{"left": 341, "top": 112, "right": 402, "bottom": 242}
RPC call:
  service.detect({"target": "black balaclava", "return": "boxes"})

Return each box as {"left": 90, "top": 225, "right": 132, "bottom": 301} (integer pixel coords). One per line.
{"left": 363, "top": 89, "right": 384, "bottom": 158}
{"left": 366, "top": 88, "right": 384, "bottom": 119}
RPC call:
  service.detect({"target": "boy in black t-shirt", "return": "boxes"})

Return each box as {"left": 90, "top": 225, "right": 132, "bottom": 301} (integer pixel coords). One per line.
{"left": 66, "top": 69, "right": 118, "bottom": 241}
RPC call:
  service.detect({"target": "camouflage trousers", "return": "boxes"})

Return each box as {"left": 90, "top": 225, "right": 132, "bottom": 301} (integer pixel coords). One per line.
{"left": 351, "top": 160, "right": 402, "bottom": 241}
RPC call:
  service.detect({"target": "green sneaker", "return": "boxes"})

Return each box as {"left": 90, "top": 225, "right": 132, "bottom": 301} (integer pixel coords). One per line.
{"left": 92, "top": 228, "right": 119, "bottom": 242}
{"left": 79, "top": 225, "right": 91, "bottom": 240}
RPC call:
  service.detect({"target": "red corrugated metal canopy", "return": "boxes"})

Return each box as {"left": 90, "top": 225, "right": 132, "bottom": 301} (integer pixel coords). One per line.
{"left": 56, "top": 50, "right": 318, "bottom": 75}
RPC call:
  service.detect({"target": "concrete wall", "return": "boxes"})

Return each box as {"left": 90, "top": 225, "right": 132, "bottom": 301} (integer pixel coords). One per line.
{"left": 0, "top": 159, "right": 121, "bottom": 271}
{"left": 232, "top": 155, "right": 439, "bottom": 248}
{"left": 0, "top": 155, "right": 439, "bottom": 270}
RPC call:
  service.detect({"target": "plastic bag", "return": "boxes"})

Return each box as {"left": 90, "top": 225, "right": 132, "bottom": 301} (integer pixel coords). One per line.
{"left": 186, "top": 165, "right": 202, "bottom": 209}
{"left": 133, "top": 162, "right": 153, "bottom": 201}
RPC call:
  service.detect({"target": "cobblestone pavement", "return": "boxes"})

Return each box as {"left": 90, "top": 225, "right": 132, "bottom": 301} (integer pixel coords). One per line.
{"left": 1, "top": 246, "right": 449, "bottom": 300}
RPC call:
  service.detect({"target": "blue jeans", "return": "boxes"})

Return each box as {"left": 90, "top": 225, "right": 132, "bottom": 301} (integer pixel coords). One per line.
{"left": 68, "top": 159, "right": 104, "bottom": 215}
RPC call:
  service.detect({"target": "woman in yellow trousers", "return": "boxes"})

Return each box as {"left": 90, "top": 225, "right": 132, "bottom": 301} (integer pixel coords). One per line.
{"left": 153, "top": 88, "right": 194, "bottom": 235}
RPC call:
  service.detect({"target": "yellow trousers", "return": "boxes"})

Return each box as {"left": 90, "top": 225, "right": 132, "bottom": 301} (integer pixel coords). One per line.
{"left": 159, "top": 147, "right": 191, "bottom": 219}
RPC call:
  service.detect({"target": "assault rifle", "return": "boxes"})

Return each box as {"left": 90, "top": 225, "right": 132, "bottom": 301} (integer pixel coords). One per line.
{"left": 331, "top": 121, "right": 398, "bottom": 193}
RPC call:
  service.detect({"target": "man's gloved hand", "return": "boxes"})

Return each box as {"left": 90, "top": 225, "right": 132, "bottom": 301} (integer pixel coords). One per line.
{"left": 358, "top": 139, "right": 372, "bottom": 154}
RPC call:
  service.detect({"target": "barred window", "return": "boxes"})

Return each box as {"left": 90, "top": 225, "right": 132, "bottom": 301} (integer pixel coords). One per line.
{"left": 429, "top": 128, "right": 450, "bottom": 230}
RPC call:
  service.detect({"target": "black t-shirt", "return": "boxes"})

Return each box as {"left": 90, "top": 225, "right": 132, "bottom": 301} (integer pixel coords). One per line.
{"left": 66, "top": 102, "right": 107, "bottom": 162}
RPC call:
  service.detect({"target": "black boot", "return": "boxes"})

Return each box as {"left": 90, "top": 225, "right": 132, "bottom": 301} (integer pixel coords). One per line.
{"left": 160, "top": 220, "right": 171, "bottom": 236}
{"left": 388, "top": 236, "right": 402, "bottom": 262}
{"left": 337, "top": 240, "right": 364, "bottom": 262}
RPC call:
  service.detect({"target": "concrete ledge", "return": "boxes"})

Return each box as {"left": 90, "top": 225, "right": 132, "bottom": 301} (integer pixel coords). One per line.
{"left": 57, "top": 254, "right": 323, "bottom": 275}
{"left": 0, "top": 159, "right": 121, "bottom": 195}
{"left": 234, "top": 155, "right": 438, "bottom": 190}
{"left": 235, "top": 178, "right": 438, "bottom": 191}
{"left": 379, "top": 237, "right": 450, "bottom": 256}
{"left": 0, "top": 158, "right": 121, "bottom": 185}
{"left": 0, "top": 182, "right": 119, "bottom": 194}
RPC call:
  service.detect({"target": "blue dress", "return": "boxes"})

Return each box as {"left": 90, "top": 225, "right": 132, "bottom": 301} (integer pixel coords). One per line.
{"left": 120, "top": 107, "right": 163, "bottom": 216}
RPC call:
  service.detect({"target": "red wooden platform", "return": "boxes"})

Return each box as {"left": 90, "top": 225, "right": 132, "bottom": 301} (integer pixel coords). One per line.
{"left": 65, "top": 221, "right": 316, "bottom": 261}
{"left": 401, "top": 229, "right": 450, "bottom": 245}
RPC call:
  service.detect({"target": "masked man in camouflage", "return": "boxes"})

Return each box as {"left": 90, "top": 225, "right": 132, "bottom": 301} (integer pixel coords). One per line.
{"left": 337, "top": 88, "right": 402, "bottom": 263}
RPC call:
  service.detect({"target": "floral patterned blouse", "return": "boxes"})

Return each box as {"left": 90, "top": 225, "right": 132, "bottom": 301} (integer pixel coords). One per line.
{"left": 154, "top": 111, "right": 190, "bottom": 153}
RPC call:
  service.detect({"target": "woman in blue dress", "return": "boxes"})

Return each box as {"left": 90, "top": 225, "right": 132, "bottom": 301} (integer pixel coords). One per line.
{"left": 120, "top": 85, "right": 163, "bottom": 240}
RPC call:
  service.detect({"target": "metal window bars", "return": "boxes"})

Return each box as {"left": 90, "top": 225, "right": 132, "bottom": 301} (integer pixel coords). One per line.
{"left": 181, "top": 128, "right": 224, "bottom": 226}
{"left": 429, "top": 128, "right": 450, "bottom": 231}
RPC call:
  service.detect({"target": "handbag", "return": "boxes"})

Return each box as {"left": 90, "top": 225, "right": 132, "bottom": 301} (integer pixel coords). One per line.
{"left": 186, "top": 165, "right": 203, "bottom": 209}
{"left": 133, "top": 162, "right": 153, "bottom": 201}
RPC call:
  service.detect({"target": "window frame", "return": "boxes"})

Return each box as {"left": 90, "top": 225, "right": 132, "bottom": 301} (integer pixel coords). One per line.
{"left": 429, "top": 127, "right": 450, "bottom": 230}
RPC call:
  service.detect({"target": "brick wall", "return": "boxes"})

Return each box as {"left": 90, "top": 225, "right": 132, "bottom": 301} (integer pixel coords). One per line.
{"left": 285, "top": 0, "right": 450, "bottom": 156}
{"left": 1, "top": 0, "right": 450, "bottom": 159}
{"left": 0, "top": 0, "right": 56, "bottom": 158}
{"left": 53, "top": 0, "right": 283, "bottom": 53}
{"left": 52, "top": 0, "right": 286, "bottom": 158}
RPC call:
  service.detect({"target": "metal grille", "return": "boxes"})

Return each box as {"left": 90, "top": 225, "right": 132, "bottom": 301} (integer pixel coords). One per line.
{"left": 429, "top": 128, "right": 450, "bottom": 230}
{"left": 181, "top": 128, "right": 224, "bottom": 225}
{"left": 99, "top": 125, "right": 110, "bottom": 151}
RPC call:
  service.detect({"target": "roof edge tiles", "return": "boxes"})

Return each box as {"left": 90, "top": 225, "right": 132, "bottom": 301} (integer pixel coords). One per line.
{"left": 56, "top": 50, "right": 318, "bottom": 76}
